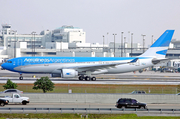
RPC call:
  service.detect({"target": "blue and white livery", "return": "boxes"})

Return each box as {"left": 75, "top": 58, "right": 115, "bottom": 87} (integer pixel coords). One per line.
{"left": 1, "top": 30, "right": 175, "bottom": 80}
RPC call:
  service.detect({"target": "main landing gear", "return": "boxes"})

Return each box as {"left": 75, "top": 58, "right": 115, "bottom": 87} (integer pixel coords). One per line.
{"left": 78, "top": 75, "right": 96, "bottom": 81}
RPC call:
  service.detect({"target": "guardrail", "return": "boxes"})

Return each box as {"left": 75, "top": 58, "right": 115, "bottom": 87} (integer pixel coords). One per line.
{"left": 0, "top": 108, "right": 179, "bottom": 114}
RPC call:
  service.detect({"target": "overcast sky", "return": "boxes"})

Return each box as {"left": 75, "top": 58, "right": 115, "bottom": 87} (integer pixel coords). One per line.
{"left": 0, "top": 0, "right": 180, "bottom": 46}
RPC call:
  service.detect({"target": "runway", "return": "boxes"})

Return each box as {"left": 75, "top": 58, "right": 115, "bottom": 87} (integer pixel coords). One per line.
{"left": 0, "top": 70, "right": 180, "bottom": 85}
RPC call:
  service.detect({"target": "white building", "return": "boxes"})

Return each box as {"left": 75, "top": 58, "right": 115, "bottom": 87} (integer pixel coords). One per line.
{"left": 0, "top": 24, "right": 86, "bottom": 58}
{"left": 51, "top": 25, "right": 86, "bottom": 43}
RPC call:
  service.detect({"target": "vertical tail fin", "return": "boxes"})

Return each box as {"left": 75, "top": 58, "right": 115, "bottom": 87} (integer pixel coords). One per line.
{"left": 140, "top": 30, "right": 174, "bottom": 58}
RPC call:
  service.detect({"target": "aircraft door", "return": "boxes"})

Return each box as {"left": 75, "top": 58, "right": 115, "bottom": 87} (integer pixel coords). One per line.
{"left": 18, "top": 59, "right": 23, "bottom": 66}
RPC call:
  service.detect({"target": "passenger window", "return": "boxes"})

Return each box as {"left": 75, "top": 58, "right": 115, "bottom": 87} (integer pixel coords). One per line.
{"left": 5, "top": 90, "right": 11, "bottom": 92}
{"left": 125, "top": 99, "right": 131, "bottom": 103}
{"left": 118, "top": 99, "right": 123, "bottom": 103}
{"left": 132, "top": 99, "right": 137, "bottom": 103}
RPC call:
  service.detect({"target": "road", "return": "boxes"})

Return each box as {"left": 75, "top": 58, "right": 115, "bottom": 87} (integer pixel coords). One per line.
{"left": 3, "top": 103, "right": 180, "bottom": 109}
{"left": 0, "top": 70, "right": 180, "bottom": 85}
{"left": 1, "top": 103, "right": 180, "bottom": 115}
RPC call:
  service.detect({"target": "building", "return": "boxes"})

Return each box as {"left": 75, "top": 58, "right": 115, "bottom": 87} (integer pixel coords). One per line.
{"left": 0, "top": 24, "right": 86, "bottom": 58}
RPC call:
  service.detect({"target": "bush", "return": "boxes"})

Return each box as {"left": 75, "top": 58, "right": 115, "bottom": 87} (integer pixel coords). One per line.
{"left": 3, "top": 79, "right": 18, "bottom": 89}
{"left": 33, "top": 76, "right": 55, "bottom": 93}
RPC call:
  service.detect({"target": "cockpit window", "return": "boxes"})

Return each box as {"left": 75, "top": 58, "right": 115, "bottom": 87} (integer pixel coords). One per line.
{"left": 6, "top": 61, "right": 12, "bottom": 63}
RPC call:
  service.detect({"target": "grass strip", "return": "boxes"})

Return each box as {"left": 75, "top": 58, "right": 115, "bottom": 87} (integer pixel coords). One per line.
{"left": 0, "top": 83, "right": 179, "bottom": 94}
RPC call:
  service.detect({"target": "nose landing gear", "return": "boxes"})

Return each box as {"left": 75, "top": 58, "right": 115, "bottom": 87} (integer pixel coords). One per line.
{"left": 19, "top": 73, "right": 23, "bottom": 80}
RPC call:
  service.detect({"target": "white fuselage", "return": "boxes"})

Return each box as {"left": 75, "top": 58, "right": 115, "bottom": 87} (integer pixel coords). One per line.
{"left": 14, "top": 57, "right": 153, "bottom": 74}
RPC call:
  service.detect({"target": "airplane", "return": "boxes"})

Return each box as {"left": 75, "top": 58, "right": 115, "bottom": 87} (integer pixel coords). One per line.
{"left": 1, "top": 30, "right": 175, "bottom": 80}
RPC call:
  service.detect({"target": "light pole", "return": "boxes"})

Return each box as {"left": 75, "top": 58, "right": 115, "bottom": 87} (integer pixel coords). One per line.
{"left": 131, "top": 33, "right": 133, "bottom": 57}
{"left": 103, "top": 35, "right": 104, "bottom": 55}
{"left": 107, "top": 32, "right": 109, "bottom": 44}
{"left": 13, "top": 30, "right": 17, "bottom": 58}
{"left": 31, "top": 32, "right": 36, "bottom": 56}
{"left": 141, "top": 34, "right": 146, "bottom": 53}
{"left": 124, "top": 37, "right": 126, "bottom": 57}
{"left": 121, "top": 32, "right": 123, "bottom": 57}
{"left": 128, "top": 31, "right": 130, "bottom": 42}
{"left": 34, "top": 33, "right": 35, "bottom": 56}
{"left": 107, "top": 32, "right": 109, "bottom": 55}
{"left": 113, "top": 34, "right": 117, "bottom": 57}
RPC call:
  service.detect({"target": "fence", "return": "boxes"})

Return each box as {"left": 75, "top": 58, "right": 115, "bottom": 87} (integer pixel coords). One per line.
{"left": 21, "top": 93, "right": 180, "bottom": 104}
{"left": 0, "top": 107, "right": 180, "bottom": 114}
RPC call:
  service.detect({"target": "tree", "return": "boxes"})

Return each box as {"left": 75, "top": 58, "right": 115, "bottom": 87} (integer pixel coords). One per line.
{"left": 3, "top": 79, "right": 18, "bottom": 89}
{"left": 33, "top": 76, "right": 55, "bottom": 93}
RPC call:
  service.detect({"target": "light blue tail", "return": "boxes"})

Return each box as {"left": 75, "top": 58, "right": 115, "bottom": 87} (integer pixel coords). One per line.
{"left": 140, "top": 30, "right": 174, "bottom": 58}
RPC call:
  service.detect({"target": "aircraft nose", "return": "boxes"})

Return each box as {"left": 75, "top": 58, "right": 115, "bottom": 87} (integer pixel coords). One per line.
{"left": 1, "top": 63, "right": 6, "bottom": 69}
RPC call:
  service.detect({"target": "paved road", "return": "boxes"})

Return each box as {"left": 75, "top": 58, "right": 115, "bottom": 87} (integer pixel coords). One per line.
{"left": 1, "top": 103, "right": 180, "bottom": 115}
{"left": 0, "top": 70, "right": 180, "bottom": 85}
{"left": 2, "top": 103, "right": 180, "bottom": 109}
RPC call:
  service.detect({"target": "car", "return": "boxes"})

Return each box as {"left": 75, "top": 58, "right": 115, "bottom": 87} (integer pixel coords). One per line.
{"left": 0, "top": 99, "right": 8, "bottom": 106}
{"left": 0, "top": 89, "right": 23, "bottom": 94}
{"left": 131, "top": 90, "right": 146, "bottom": 94}
{"left": 0, "top": 93, "right": 29, "bottom": 105}
{"left": 176, "top": 93, "right": 180, "bottom": 95}
{"left": 115, "top": 98, "right": 147, "bottom": 109}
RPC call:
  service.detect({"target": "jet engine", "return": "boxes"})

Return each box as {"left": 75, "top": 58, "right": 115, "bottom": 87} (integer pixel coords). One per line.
{"left": 61, "top": 69, "right": 78, "bottom": 78}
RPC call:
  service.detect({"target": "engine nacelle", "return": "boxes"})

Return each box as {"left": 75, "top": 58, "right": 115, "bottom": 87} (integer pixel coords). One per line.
{"left": 61, "top": 69, "right": 78, "bottom": 78}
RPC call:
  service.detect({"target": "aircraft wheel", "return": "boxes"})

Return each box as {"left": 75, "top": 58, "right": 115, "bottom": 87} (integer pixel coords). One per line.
{"left": 85, "top": 76, "right": 90, "bottom": 81}
{"left": 19, "top": 76, "right": 23, "bottom": 80}
{"left": 79, "top": 76, "right": 84, "bottom": 81}
{"left": 91, "top": 77, "right": 96, "bottom": 81}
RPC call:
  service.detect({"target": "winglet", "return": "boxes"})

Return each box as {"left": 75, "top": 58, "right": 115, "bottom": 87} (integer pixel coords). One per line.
{"left": 130, "top": 58, "right": 139, "bottom": 63}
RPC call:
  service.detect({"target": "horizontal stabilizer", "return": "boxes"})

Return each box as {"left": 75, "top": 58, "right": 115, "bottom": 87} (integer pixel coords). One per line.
{"left": 129, "top": 58, "right": 139, "bottom": 63}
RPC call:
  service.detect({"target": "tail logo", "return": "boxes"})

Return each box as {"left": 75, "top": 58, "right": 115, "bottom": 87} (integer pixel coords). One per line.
{"left": 156, "top": 50, "right": 167, "bottom": 55}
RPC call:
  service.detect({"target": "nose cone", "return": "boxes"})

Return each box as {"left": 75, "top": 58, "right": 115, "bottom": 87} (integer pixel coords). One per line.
{"left": 1, "top": 63, "right": 6, "bottom": 69}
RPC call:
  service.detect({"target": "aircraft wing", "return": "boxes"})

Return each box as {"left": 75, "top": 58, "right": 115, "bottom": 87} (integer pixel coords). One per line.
{"left": 65, "top": 58, "right": 139, "bottom": 72}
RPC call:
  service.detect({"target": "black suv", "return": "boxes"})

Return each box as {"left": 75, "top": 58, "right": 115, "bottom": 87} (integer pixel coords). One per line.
{"left": 115, "top": 98, "right": 147, "bottom": 109}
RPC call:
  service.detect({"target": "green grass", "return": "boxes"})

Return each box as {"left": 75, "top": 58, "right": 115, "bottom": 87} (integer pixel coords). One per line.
{"left": 0, "top": 83, "right": 178, "bottom": 94}
{"left": 0, "top": 113, "right": 180, "bottom": 119}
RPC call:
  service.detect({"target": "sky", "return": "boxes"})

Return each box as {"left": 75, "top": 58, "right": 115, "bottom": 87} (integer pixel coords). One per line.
{"left": 0, "top": 0, "right": 180, "bottom": 47}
